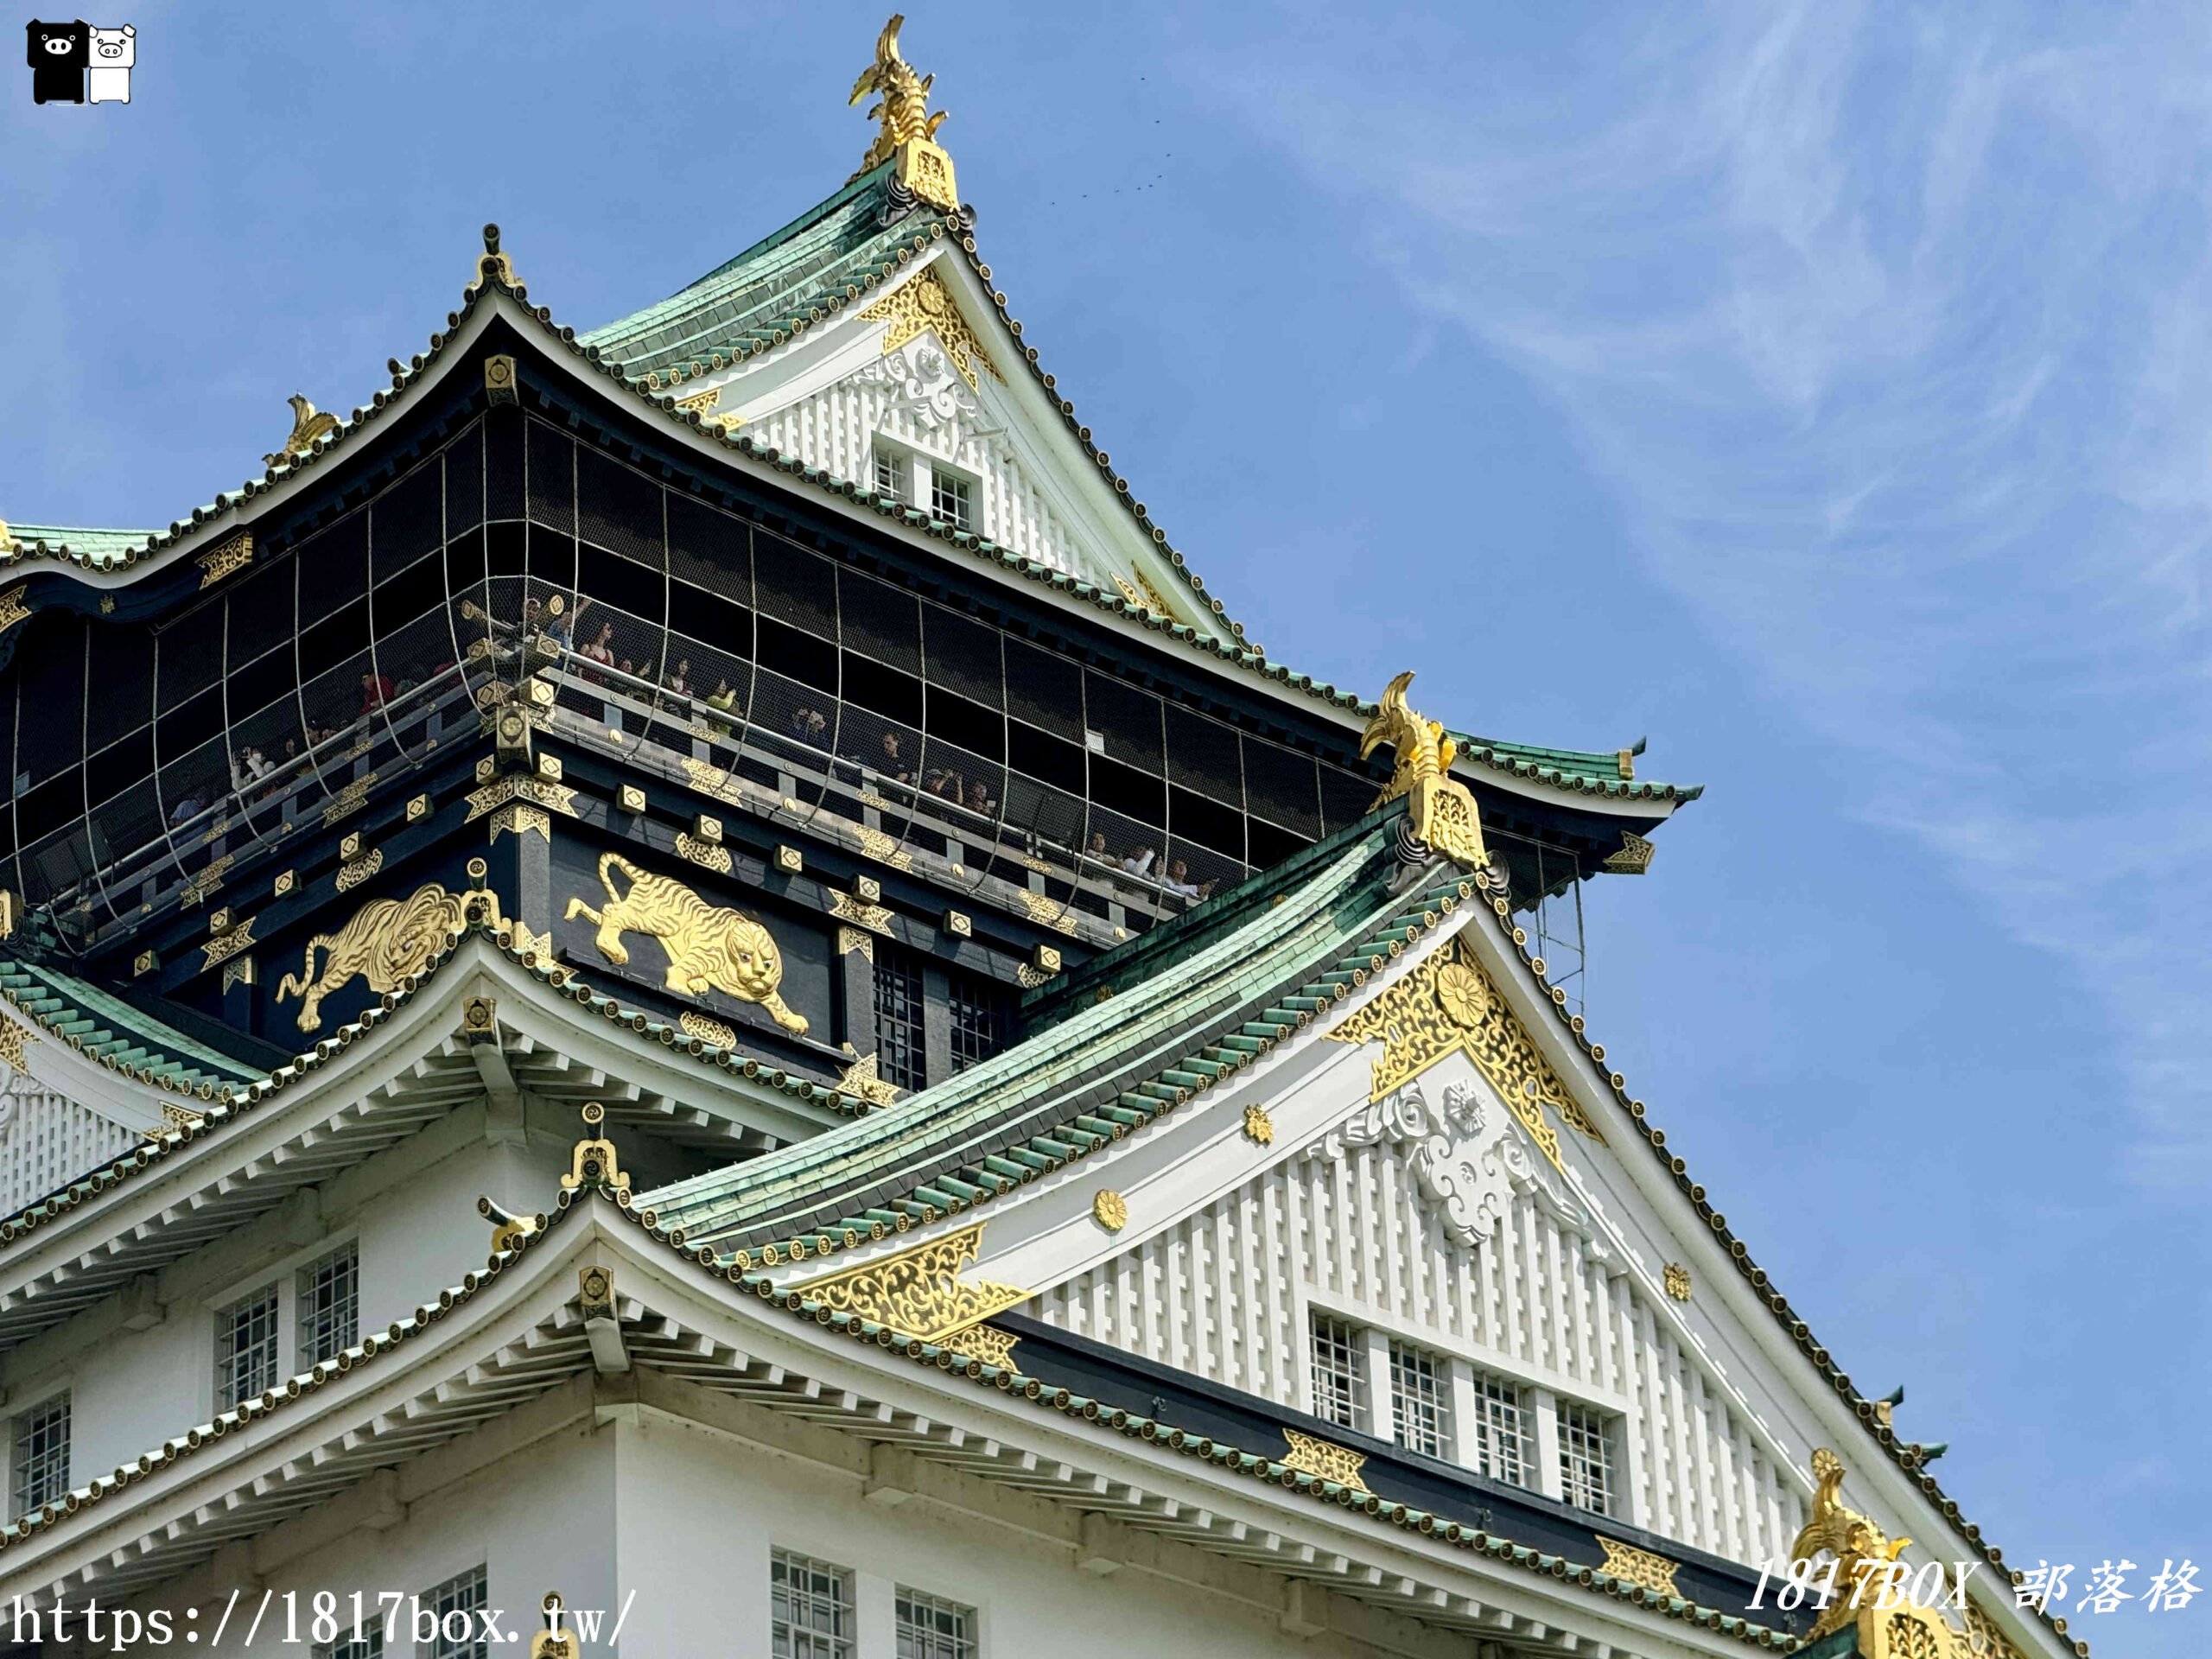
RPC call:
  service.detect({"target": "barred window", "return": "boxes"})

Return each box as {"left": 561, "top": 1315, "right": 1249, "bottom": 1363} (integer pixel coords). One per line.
{"left": 772, "top": 1548, "right": 855, "bottom": 1659}
{"left": 421, "top": 1565, "right": 488, "bottom": 1659}
{"left": 10, "top": 1393, "right": 69, "bottom": 1516}
{"left": 1465, "top": 1371, "right": 1530, "bottom": 1487}
{"left": 874, "top": 451, "right": 907, "bottom": 503}
{"left": 297, "top": 1241, "right": 359, "bottom": 1367}
{"left": 316, "top": 1624, "right": 385, "bottom": 1659}
{"left": 1389, "top": 1341, "right": 1449, "bottom": 1459}
{"left": 947, "top": 973, "right": 1005, "bottom": 1075}
{"left": 1308, "top": 1313, "right": 1363, "bottom": 1431}
{"left": 874, "top": 943, "right": 927, "bottom": 1091}
{"left": 895, "top": 1586, "right": 976, "bottom": 1659}
{"left": 1558, "top": 1401, "right": 1616, "bottom": 1516}
{"left": 216, "top": 1282, "right": 281, "bottom": 1410}
{"left": 930, "top": 469, "right": 972, "bottom": 531}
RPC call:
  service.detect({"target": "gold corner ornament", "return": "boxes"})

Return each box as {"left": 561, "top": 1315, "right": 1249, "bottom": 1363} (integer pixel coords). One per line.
{"left": 0, "top": 585, "right": 28, "bottom": 639}
{"left": 791, "top": 1221, "right": 1027, "bottom": 1344}
{"left": 565, "top": 852, "right": 810, "bottom": 1033}
{"left": 1325, "top": 938, "right": 1604, "bottom": 1172}
{"left": 1595, "top": 1535, "right": 1681, "bottom": 1599}
{"left": 1281, "top": 1427, "right": 1369, "bottom": 1492}
{"left": 264, "top": 394, "right": 339, "bottom": 467}
{"left": 1605, "top": 831, "right": 1656, "bottom": 875}
{"left": 562, "top": 1101, "right": 629, "bottom": 1195}
{"left": 679, "top": 1009, "right": 737, "bottom": 1049}
{"left": 194, "top": 531, "right": 255, "bottom": 589}
{"left": 849, "top": 14, "right": 957, "bottom": 210}
{"left": 837, "top": 1049, "right": 902, "bottom": 1108}
{"left": 861, "top": 267, "right": 998, "bottom": 391}
{"left": 1359, "top": 671, "right": 1486, "bottom": 870}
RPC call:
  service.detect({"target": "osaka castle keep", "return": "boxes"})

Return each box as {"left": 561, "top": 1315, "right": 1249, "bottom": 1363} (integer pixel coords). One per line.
{"left": 0, "top": 19, "right": 2075, "bottom": 1659}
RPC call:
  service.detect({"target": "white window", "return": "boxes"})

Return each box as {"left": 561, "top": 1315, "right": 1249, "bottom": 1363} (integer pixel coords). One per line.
{"left": 421, "top": 1565, "right": 488, "bottom": 1659}
{"left": 216, "top": 1282, "right": 280, "bottom": 1410}
{"left": 10, "top": 1393, "right": 70, "bottom": 1516}
{"left": 1389, "top": 1341, "right": 1450, "bottom": 1459}
{"left": 895, "top": 1587, "right": 976, "bottom": 1659}
{"left": 1308, "top": 1313, "right": 1363, "bottom": 1430}
{"left": 298, "top": 1241, "right": 359, "bottom": 1367}
{"left": 874, "top": 450, "right": 908, "bottom": 502}
{"left": 316, "top": 1625, "right": 384, "bottom": 1659}
{"left": 1465, "top": 1371, "right": 1531, "bottom": 1487}
{"left": 1558, "top": 1401, "right": 1616, "bottom": 1516}
{"left": 772, "top": 1548, "right": 855, "bottom": 1659}
{"left": 930, "top": 468, "right": 972, "bottom": 531}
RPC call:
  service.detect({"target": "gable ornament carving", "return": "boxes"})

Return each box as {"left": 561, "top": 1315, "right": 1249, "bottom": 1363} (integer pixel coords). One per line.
{"left": 1307, "top": 1076, "right": 1606, "bottom": 1261}
{"left": 1325, "top": 936, "right": 1605, "bottom": 1172}
{"left": 861, "top": 267, "right": 998, "bottom": 390}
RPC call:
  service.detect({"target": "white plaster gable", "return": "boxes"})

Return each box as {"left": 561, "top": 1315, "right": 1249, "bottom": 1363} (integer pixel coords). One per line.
{"left": 670, "top": 251, "right": 1217, "bottom": 635}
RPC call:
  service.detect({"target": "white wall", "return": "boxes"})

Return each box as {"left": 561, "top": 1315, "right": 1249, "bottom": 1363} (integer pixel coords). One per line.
{"left": 0, "top": 1092, "right": 698, "bottom": 1510}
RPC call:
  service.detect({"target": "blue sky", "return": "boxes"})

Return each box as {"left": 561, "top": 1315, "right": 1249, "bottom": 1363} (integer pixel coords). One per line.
{"left": 5, "top": 2, "right": 2204, "bottom": 1644}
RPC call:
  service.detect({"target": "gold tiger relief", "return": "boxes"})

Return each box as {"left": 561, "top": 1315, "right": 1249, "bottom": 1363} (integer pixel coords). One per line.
{"left": 563, "top": 852, "right": 809, "bottom": 1033}
{"left": 276, "top": 882, "right": 485, "bottom": 1032}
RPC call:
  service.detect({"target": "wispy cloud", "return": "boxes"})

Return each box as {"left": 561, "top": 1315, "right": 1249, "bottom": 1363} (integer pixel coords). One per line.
{"left": 1192, "top": 2, "right": 2212, "bottom": 1183}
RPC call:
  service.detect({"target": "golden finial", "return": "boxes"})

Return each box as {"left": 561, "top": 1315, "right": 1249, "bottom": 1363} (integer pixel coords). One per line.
{"left": 849, "top": 15, "right": 958, "bottom": 209}
{"left": 1359, "top": 671, "right": 1487, "bottom": 870}
{"left": 264, "top": 394, "right": 340, "bottom": 467}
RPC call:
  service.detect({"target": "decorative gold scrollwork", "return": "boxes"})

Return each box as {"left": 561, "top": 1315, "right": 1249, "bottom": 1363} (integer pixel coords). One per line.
{"left": 1595, "top": 1535, "right": 1681, "bottom": 1599}
{"left": 563, "top": 852, "right": 809, "bottom": 1033}
{"left": 194, "top": 532, "right": 255, "bottom": 589}
{"left": 1281, "top": 1427, "right": 1369, "bottom": 1491}
{"left": 791, "top": 1222, "right": 1027, "bottom": 1343}
{"left": 679, "top": 1010, "right": 737, "bottom": 1048}
{"left": 1325, "top": 938, "right": 1602, "bottom": 1171}
{"left": 860, "top": 268, "right": 996, "bottom": 390}
{"left": 837, "top": 1050, "right": 901, "bottom": 1107}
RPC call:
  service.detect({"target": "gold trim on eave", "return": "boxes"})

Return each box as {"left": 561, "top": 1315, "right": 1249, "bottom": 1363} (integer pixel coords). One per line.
{"left": 791, "top": 1221, "right": 1027, "bottom": 1345}
{"left": 1359, "top": 671, "right": 1485, "bottom": 869}
{"left": 1594, "top": 1535, "right": 1681, "bottom": 1599}
{"left": 195, "top": 531, "right": 254, "bottom": 589}
{"left": 1281, "top": 1427, "right": 1369, "bottom": 1492}
{"left": 0, "top": 586, "right": 30, "bottom": 638}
